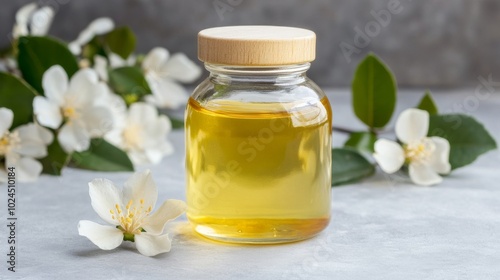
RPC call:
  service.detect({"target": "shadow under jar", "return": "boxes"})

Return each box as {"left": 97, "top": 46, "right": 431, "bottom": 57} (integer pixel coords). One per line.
{"left": 185, "top": 26, "right": 332, "bottom": 244}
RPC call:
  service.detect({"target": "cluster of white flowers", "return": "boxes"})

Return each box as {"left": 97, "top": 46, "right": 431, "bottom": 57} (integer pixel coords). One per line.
{"left": 32, "top": 64, "right": 178, "bottom": 167}
{"left": 72, "top": 18, "right": 201, "bottom": 110}
{"left": 0, "top": 4, "right": 203, "bottom": 182}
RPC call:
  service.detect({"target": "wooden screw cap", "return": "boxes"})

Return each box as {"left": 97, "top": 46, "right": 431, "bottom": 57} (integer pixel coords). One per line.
{"left": 198, "top": 25, "right": 316, "bottom": 66}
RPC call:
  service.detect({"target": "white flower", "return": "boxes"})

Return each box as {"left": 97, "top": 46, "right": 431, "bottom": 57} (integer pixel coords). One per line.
{"left": 78, "top": 170, "right": 186, "bottom": 256}
{"left": 93, "top": 53, "right": 136, "bottom": 82}
{"left": 69, "top": 18, "right": 115, "bottom": 55}
{"left": 12, "top": 3, "right": 54, "bottom": 38}
{"left": 142, "top": 47, "right": 201, "bottom": 109}
{"left": 33, "top": 65, "right": 113, "bottom": 153}
{"left": 373, "top": 108, "right": 451, "bottom": 186}
{"left": 95, "top": 86, "right": 128, "bottom": 130}
{"left": 105, "top": 103, "right": 173, "bottom": 165}
{"left": 0, "top": 108, "right": 53, "bottom": 182}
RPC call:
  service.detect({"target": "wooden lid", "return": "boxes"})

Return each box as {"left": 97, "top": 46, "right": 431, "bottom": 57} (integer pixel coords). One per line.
{"left": 198, "top": 26, "right": 316, "bottom": 66}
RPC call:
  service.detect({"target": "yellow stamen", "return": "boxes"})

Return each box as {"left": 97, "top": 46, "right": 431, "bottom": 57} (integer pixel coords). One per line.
{"left": 115, "top": 204, "right": 122, "bottom": 214}
{"left": 63, "top": 107, "right": 76, "bottom": 118}
{"left": 110, "top": 198, "right": 153, "bottom": 236}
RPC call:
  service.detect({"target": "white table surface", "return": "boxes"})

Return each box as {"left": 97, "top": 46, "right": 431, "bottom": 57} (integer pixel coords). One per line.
{"left": 1, "top": 89, "right": 499, "bottom": 280}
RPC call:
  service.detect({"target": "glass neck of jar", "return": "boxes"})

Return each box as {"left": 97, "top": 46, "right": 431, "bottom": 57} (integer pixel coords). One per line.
{"left": 205, "top": 63, "right": 310, "bottom": 86}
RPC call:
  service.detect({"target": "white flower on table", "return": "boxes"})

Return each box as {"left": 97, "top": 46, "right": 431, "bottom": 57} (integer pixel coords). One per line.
{"left": 69, "top": 18, "right": 115, "bottom": 55}
{"left": 105, "top": 102, "right": 173, "bottom": 165}
{"left": 142, "top": 47, "right": 201, "bottom": 109}
{"left": 12, "top": 3, "right": 54, "bottom": 38}
{"left": 78, "top": 170, "right": 186, "bottom": 256}
{"left": 0, "top": 108, "right": 53, "bottom": 182}
{"left": 373, "top": 108, "right": 451, "bottom": 186}
{"left": 33, "top": 65, "right": 113, "bottom": 153}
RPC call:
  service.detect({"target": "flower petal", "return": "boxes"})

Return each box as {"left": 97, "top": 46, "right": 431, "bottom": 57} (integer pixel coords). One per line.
{"left": 143, "top": 115, "right": 171, "bottom": 143}
{"left": 88, "top": 178, "right": 123, "bottom": 225}
{"left": 145, "top": 75, "right": 189, "bottom": 109}
{"left": 33, "top": 96, "right": 63, "bottom": 129}
{"left": 6, "top": 155, "right": 42, "bottom": 182}
{"left": 30, "top": 6, "right": 54, "bottom": 36}
{"left": 67, "top": 68, "right": 99, "bottom": 103}
{"left": 15, "top": 3, "right": 37, "bottom": 26}
{"left": 142, "top": 199, "right": 186, "bottom": 235}
{"left": 12, "top": 123, "right": 53, "bottom": 158}
{"left": 162, "top": 53, "right": 201, "bottom": 83}
{"left": 73, "top": 28, "right": 95, "bottom": 48}
{"left": 81, "top": 106, "right": 114, "bottom": 137}
{"left": 142, "top": 47, "right": 169, "bottom": 72}
{"left": 135, "top": 233, "right": 171, "bottom": 257}
{"left": 93, "top": 55, "right": 108, "bottom": 81}
{"left": 409, "top": 162, "right": 443, "bottom": 186}
{"left": 97, "top": 89, "right": 127, "bottom": 129}
{"left": 395, "top": 109, "right": 429, "bottom": 144}
{"left": 108, "top": 52, "right": 127, "bottom": 68}
{"left": 87, "top": 17, "right": 115, "bottom": 36}
{"left": 58, "top": 122, "right": 90, "bottom": 153}
{"left": 36, "top": 123, "right": 54, "bottom": 145}
{"left": 42, "top": 65, "right": 68, "bottom": 106}
{"left": 144, "top": 143, "right": 174, "bottom": 164}
{"left": 429, "top": 136, "right": 451, "bottom": 174}
{"left": 122, "top": 170, "right": 157, "bottom": 211}
{"left": 142, "top": 116, "right": 174, "bottom": 164}
{"left": 373, "top": 139, "right": 405, "bottom": 174}
{"left": 78, "top": 220, "right": 123, "bottom": 250}
{"left": 127, "top": 151, "right": 149, "bottom": 166}
{"left": 68, "top": 42, "right": 82, "bottom": 55}
{"left": 0, "top": 107, "right": 14, "bottom": 136}
{"left": 128, "top": 102, "right": 158, "bottom": 124}
{"left": 72, "top": 18, "right": 114, "bottom": 50}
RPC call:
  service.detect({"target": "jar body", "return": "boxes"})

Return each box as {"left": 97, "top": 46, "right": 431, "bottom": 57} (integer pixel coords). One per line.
{"left": 185, "top": 64, "right": 332, "bottom": 243}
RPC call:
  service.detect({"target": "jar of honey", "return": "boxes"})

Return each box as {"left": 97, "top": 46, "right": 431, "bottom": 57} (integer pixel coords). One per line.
{"left": 185, "top": 26, "right": 332, "bottom": 243}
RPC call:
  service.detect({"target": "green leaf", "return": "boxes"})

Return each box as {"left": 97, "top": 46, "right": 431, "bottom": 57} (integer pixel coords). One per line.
{"left": 332, "top": 148, "right": 375, "bottom": 186}
{"left": 344, "top": 132, "right": 377, "bottom": 153}
{"left": 170, "top": 117, "right": 184, "bottom": 129}
{"left": 40, "top": 139, "right": 69, "bottom": 176}
{"left": 71, "top": 138, "right": 134, "bottom": 172}
{"left": 108, "top": 66, "right": 150, "bottom": 104}
{"left": 17, "top": 36, "right": 79, "bottom": 94}
{"left": 416, "top": 90, "right": 438, "bottom": 115}
{"left": 351, "top": 53, "right": 397, "bottom": 129}
{"left": 105, "top": 27, "right": 137, "bottom": 59}
{"left": 428, "top": 114, "right": 497, "bottom": 170}
{"left": 0, "top": 72, "right": 37, "bottom": 129}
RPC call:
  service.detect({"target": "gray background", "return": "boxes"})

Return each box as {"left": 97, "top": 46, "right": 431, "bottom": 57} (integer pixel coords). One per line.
{"left": 1, "top": 0, "right": 499, "bottom": 88}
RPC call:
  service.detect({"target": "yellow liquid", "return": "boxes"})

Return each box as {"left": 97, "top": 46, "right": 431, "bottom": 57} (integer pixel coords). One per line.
{"left": 185, "top": 97, "right": 332, "bottom": 243}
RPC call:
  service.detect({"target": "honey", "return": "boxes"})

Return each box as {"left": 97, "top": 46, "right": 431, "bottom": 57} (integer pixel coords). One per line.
{"left": 186, "top": 97, "right": 332, "bottom": 243}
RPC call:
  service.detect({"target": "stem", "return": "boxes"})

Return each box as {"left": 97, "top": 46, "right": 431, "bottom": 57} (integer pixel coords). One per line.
{"left": 123, "top": 232, "right": 135, "bottom": 242}
{"left": 332, "top": 126, "right": 357, "bottom": 134}
{"left": 332, "top": 126, "right": 395, "bottom": 135}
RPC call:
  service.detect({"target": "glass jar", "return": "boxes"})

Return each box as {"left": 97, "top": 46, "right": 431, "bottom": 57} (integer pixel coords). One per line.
{"left": 185, "top": 26, "right": 332, "bottom": 244}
